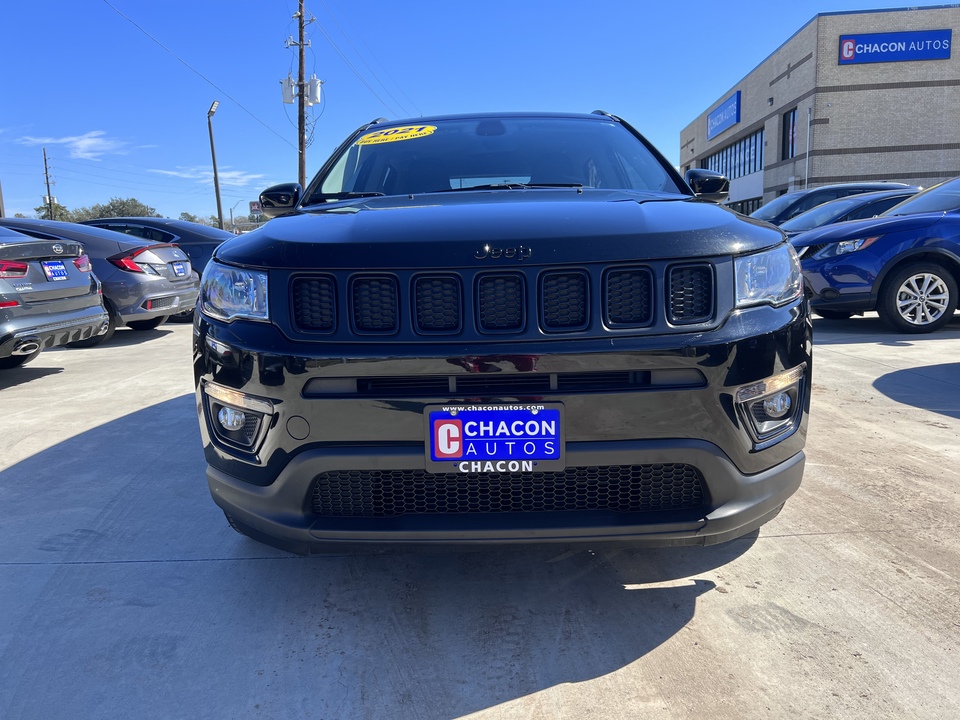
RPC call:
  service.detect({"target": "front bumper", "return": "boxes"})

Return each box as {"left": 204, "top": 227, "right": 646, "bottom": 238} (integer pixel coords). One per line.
{"left": 194, "top": 299, "right": 811, "bottom": 554}
{"left": 207, "top": 441, "right": 804, "bottom": 554}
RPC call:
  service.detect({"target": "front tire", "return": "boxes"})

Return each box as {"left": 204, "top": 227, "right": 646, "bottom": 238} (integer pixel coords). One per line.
{"left": 878, "top": 262, "right": 958, "bottom": 333}
{"left": 814, "top": 309, "right": 853, "bottom": 321}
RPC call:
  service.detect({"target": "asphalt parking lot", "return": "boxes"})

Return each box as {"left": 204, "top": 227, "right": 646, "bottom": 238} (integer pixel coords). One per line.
{"left": 1, "top": 314, "right": 959, "bottom": 720}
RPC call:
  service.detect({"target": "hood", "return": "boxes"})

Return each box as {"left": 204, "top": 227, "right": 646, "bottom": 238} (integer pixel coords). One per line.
{"left": 790, "top": 211, "right": 944, "bottom": 248}
{"left": 215, "top": 190, "right": 783, "bottom": 269}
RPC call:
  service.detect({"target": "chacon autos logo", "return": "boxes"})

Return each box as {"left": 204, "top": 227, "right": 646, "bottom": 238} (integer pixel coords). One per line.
{"left": 839, "top": 30, "right": 951, "bottom": 65}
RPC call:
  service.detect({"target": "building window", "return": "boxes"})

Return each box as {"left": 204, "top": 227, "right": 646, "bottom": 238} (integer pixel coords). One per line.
{"left": 781, "top": 108, "right": 798, "bottom": 160}
{"left": 699, "top": 129, "right": 765, "bottom": 180}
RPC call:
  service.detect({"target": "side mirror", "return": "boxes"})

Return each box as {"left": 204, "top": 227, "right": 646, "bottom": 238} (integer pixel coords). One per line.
{"left": 684, "top": 169, "right": 729, "bottom": 203}
{"left": 259, "top": 183, "right": 302, "bottom": 219}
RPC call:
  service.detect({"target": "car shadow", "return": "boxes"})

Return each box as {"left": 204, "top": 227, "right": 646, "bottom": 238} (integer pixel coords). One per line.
{"left": 872, "top": 361, "right": 960, "bottom": 419}
{"left": 0, "top": 395, "right": 761, "bottom": 719}
{"left": 0, "top": 364, "right": 64, "bottom": 389}
{"left": 812, "top": 312, "right": 960, "bottom": 346}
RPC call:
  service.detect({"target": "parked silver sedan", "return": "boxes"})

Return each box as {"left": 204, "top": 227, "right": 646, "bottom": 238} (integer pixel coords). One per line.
{"left": 0, "top": 219, "right": 200, "bottom": 346}
{"left": 0, "top": 226, "right": 108, "bottom": 368}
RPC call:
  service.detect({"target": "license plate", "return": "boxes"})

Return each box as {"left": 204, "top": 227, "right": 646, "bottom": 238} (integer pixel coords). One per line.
{"left": 424, "top": 403, "right": 564, "bottom": 474}
{"left": 41, "top": 260, "right": 69, "bottom": 281}
{"left": 171, "top": 261, "right": 187, "bottom": 277}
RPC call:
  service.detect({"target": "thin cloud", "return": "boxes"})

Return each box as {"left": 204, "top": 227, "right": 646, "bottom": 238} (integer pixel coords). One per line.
{"left": 17, "top": 131, "right": 126, "bottom": 160}
{"left": 149, "top": 166, "right": 264, "bottom": 188}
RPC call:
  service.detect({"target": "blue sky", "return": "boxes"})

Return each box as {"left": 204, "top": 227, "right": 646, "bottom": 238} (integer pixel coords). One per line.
{"left": 0, "top": 0, "right": 946, "bottom": 219}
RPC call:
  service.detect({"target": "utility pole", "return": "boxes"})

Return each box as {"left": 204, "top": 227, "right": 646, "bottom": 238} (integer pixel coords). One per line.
{"left": 0, "top": 177, "right": 5, "bottom": 218}
{"left": 43, "top": 148, "right": 55, "bottom": 220}
{"left": 297, "top": 0, "right": 307, "bottom": 188}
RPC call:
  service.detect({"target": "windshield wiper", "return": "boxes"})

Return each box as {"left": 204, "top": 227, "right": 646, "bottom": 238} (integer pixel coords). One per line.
{"left": 305, "top": 191, "right": 385, "bottom": 205}
{"left": 429, "top": 183, "right": 583, "bottom": 193}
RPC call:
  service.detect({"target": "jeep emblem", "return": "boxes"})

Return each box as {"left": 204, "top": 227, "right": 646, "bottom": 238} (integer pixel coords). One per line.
{"left": 474, "top": 244, "right": 532, "bottom": 261}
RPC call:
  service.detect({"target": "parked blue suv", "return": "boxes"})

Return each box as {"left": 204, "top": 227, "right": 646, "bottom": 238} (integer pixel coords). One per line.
{"left": 791, "top": 177, "right": 960, "bottom": 332}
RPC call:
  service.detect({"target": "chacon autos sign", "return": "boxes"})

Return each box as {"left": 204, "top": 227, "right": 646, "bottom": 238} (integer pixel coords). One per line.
{"left": 707, "top": 91, "right": 741, "bottom": 140}
{"left": 839, "top": 29, "right": 951, "bottom": 65}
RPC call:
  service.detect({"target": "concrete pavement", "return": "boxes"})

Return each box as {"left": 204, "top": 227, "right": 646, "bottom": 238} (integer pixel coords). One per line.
{"left": 1, "top": 315, "right": 958, "bottom": 719}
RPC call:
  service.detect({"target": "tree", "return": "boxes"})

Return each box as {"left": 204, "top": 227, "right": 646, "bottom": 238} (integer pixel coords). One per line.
{"left": 179, "top": 212, "right": 201, "bottom": 223}
{"left": 34, "top": 202, "right": 70, "bottom": 221}
{"left": 75, "top": 197, "right": 160, "bottom": 219}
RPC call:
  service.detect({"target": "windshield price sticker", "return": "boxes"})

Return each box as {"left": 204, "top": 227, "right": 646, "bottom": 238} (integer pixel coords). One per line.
{"left": 357, "top": 125, "right": 437, "bottom": 145}
{"left": 424, "top": 403, "right": 565, "bottom": 474}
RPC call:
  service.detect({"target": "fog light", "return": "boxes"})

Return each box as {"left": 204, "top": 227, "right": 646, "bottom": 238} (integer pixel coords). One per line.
{"left": 762, "top": 392, "right": 792, "bottom": 419}
{"left": 203, "top": 381, "right": 274, "bottom": 451}
{"left": 735, "top": 364, "right": 805, "bottom": 446}
{"left": 218, "top": 406, "right": 246, "bottom": 431}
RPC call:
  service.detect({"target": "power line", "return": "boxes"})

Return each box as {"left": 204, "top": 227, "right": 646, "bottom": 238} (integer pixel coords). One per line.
{"left": 316, "top": 0, "right": 414, "bottom": 117}
{"left": 100, "top": 0, "right": 297, "bottom": 150}
{"left": 309, "top": 14, "right": 400, "bottom": 116}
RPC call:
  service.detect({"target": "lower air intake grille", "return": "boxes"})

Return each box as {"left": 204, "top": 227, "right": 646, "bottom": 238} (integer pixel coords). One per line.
{"left": 311, "top": 464, "right": 705, "bottom": 517}
{"left": 669, "top": 264, "right": 714, "bottom": 324}
{"left": 352, "top": 276, "right": 398, "bottom": 333}
{"left": 292, "top": 276, "right": 336, "bottom": 332}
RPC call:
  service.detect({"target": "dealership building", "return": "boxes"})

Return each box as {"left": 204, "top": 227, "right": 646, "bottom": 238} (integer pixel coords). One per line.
{"left": 680, "top": 5, "right": 960, "bottom": 214}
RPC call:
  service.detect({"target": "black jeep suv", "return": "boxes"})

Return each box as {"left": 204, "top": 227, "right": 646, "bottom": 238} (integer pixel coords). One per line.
{"left": 194, "top": 112, "right": 810, "bottom": 554}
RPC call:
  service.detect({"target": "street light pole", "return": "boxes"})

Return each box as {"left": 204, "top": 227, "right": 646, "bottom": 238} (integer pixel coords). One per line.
{"left": 207, "top": 101, "right": 225, "bottom": 230}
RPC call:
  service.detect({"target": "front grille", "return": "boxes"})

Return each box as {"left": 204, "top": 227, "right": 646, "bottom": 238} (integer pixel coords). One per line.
{"left": 414, "top": 276, "right": 460, "bottom": 332}
{"left": 541, "top": 271, "right": 588, "bottom": 330}
{"left": 669, "top": 264, "right": 714, "bottom": 324}
{"left": 288, "top": 260, "right": 722, "bottom": 337}
{"left": 352, "top": 276, "right": 398, "bottom": 333}
{"left": 478, "top": 274, "right": 524, "bottom": 331}
{"left": 311, "top": 464, "right": 706, "bottom": 518}
{"left": 605, "top": 268, "right": 653, "bottom": 326}
{"left": 292, "top": 276, "right": 336, "bottom": 332}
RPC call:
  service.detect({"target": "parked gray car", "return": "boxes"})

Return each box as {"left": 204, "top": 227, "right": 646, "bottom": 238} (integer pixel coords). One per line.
{"left": 0, "top": 219, "right": 200, "bottom": 346}
{"left": 80, "top": 217, "right": 234, "bottom": 323}
{"left": 0, "top": 226, "right": 108, "bottom": 369}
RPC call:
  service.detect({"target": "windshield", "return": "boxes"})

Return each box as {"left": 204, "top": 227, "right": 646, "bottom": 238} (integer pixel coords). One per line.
{"left": 780, "top": 195, "right": 872, "bottom": 232}
{"left": 749, "top": 193, "right": 801, "bottom": 222}
{"left": 881, "top": 177, "right": 960, "bottom": 216}
{"left": 305, "top": 116, "right": 682, "bottom": 203}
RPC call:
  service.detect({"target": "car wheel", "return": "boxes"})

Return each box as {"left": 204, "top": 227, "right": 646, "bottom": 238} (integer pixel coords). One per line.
{"left": 814, "top": 309, "right": 853, "bottom": 320}
{"left": 167, "top": 307, "right": 195, "bottom": 323}
{"left": 0, "top": 348, "right": 41, "bottom": 370}
{"left": 127, "top": 316, "right": 169, "bottom": 331}
{"left": 878, "top": 262, "right": 958, "bottom": 333}
{"left": 66, "top": 306, "right": 117, "bottom": 348}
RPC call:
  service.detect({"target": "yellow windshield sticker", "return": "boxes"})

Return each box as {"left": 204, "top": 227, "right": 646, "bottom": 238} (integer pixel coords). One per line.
{"left": 357, "top": 125, "right": 437, "bottom": 145}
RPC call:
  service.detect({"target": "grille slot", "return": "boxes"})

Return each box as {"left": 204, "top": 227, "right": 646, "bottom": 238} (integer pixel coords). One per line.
{"left": 669, "top": 264, "right": 714, "bottom": 324}
{"left": 311, "top": 464, "right": 706, "bottom": 517}
{"left": 292, "top": 275, "right": 336, "bottom": 332}
{"left": 605, "top": 267, "right": 654, "bottom": 327}
{"left": 352, "top": 276, "right": 399, "bottom": 333}
{"left": 478, "top": 274, "right": 524, "bottom": 331}
{"left": 541, "top": 271, "right": 588, "bottom": 331}
{"left": 414, "top": 276, "right": 461, "bottom": 333}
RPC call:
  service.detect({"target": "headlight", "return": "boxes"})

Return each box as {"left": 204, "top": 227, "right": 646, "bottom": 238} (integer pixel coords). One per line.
{"left": 812, "top": 236, "right": 879, "bottom": 259}
{"left": 735, "top": 243, "right": 803, "bottom": 308}
{"left": 200, "top": 261, "right": 269, "bottom": 322}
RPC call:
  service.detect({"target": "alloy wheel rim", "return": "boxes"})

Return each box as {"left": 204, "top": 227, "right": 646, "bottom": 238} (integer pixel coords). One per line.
{"left": 896, "top": 273, "right": 949, "bottom": 325}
